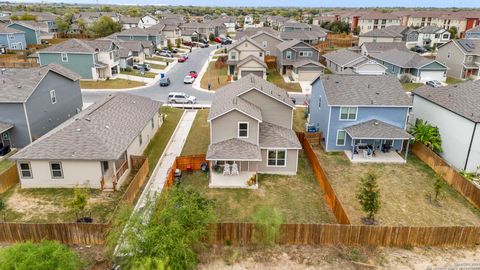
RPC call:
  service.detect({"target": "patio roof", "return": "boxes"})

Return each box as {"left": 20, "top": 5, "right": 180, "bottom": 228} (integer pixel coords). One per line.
{"left": 344, "top": 119, "right": 412, "bottom": 140}
{"left": 206, "top": 138, "right": 262, "bottom": 161}
{"left": 0, "top": 121, "right": 13, "bottom": 134}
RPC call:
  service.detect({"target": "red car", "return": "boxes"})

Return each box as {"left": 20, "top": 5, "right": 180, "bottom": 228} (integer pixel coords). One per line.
{"left": 213, "top": 37, "right": 223, "bottom": 43}
{"left": 182, "top": 41, "right": 195, "bottom": 47}
{"left": 189, "top": 71, "right": 198, "bottom": 78}
{"left": 178, "top": 56, "right": 187, "bottom": 62}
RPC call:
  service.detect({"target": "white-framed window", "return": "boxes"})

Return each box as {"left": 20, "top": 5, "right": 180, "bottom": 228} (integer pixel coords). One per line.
{"left": 8, "top": 34, "right": 14, "bottom": 40}
{"left": 230, "top": 51, "right": 237, "bottom": 60}
{"left": 129, "top": 36, "right": 133, "bottom": 40}
{"left": 50, "top": 89, "right": 56, "bottom": 104}
{"left": 443, "top": 34, "right": 449, "bottom": 39}
{"left": 138, "top": 134, "right": 143, "bottom": 146}
{"left": 61, "top": 53, "right": 68, "bottom": 62}
{"left": 19, "top": 162, "right": 32, "bottom": 178}
{"left": 339, "top": 107, "right": 357, "bottom": 120}
{"left": 299, "top": 51, "right": 313, "bottom": 57}
{"left": 286, "top": 50, "right": 292, "bottom": 59}
{"left": 259, "top": 52, "right": 263, "bottom": 57}
{"left": 318, "top": 96, "right": 322, "bottom": 108}
{"left": 265, "top": 51, "right": 270, "bottom": 56}
{"left": 151, "top": 118, "right": 155, "bottom": 129}
{"left": 262, "top": 41, "right": 267, "bottom": 48}
{"left": 336, "top": 130, "right": 346, "bottom": 146}
{"left": 50, "top": 162, "right": 63, "bottom": 179}
{"left": 238, "top": 122, "right": 249, "bottom": 138}
{"left": 267, "top": 149, "right": 286, "bottom": 167}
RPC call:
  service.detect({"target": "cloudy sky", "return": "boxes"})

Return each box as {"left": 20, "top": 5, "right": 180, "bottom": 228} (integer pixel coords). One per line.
{"left": 10, "top": 0, "right": 480, "bottom": 7}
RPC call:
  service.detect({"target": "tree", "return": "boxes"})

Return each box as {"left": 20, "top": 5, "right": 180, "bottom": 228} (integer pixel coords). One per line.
{"left": 356, "top": 172, "right": 381, "bottom": 224}
{"left": 448, "top": 26, "right": 458, "bottom": 39}
{"left": 89, "top": 16, "right": 122, "bottom": 37}
{"left": 175, "top": 38, "right": 182, "bottom": 48}
{"left": 66, "top": 186, "right": 89, "bottom": 219}
{"left": 167, "top": 39, "right": 173, "bottom": 51}
{"left": 127, "top": 7, "right": 141, "bottom": 17}
{"left": 0, "top": 240, "right": 81, "bottom": 270}
{"left": 432, "top": 175, "right": 445, "bottom": 204}
{"left": 17, "top": 13, "right": 37, "bottom": 21}
{"left": 252, "top": 205, "right": 283, "bottom": 246}
{"left": 410, "top": 119, "right": 443, "bottom": 153}
{"left": 209, "top": 33, "right": 215, "bottom": 41}
{"left": 55, "top": 12, "right": 74, "bottom": 34}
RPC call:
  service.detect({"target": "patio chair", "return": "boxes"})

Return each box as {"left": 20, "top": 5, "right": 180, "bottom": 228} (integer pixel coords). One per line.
{"left": 231, "top": 163, "right": 239, "bottom": 176}
{"left": 223, "top": 163, "right": 231, "bottom": 176}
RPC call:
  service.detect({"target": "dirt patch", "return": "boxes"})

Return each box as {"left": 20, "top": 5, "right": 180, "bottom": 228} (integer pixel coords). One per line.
{"left": 6, "top": 190, "right": 67, "bottom": 221}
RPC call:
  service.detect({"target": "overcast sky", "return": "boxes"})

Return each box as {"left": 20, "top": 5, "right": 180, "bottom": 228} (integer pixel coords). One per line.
{"left": 9, "top": 0, "right": 480, "bottom": 8}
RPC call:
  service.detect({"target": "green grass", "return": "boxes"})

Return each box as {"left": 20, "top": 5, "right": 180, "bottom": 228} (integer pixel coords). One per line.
{"left": 0, "top": 159, "right": 13, "bottom": 173}
{"left": 200, "top": 62, "right": 229, "bottom": 91}
{"left": 402, "top": 82, "right": 424, "bottom": 92}
{"left": 293, "top": 107, "right": 307, "bottom": 132}
{"left": 181, "top": 109, "right": 210, "bottom": 156}
{"left": 149, "top": 63, "right": 166, "bottom": 70}
{"left": 80, "top": 79, "right": 145, "bottom": 89}
{"left": 267, "top": 69, "right": 302, "bottom": 92}
{"left": 180, "top": 152, "right": 335, "bottom": 223}
{"left": 446, "top": 77, "right": 464, "bottom": 85}
{"left": 120, "top": 70, "right": 156, "bottom": 78}
{"left": 143, "top": 107, "right": 184, "bottom": 174}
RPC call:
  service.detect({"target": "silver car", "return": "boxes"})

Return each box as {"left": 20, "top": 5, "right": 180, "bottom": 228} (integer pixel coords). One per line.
{"left": 168, "top": 92, "right": 196, "bottom": 104}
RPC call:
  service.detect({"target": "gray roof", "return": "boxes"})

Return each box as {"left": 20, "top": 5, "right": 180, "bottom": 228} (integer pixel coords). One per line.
{"left": 453, "top": 39, "right": 480, "bottom": 55}
{"left": 228, "top": 36, "right": 264, "bottom": 52}
{"left": 371, "top": 49, "right": 442, "bottom": 69}
{"left": 0, "top": 63, "right": 80, "bottom": 103}
{"left": 39, "top": 39, "right": 114, "bottom": 53}
{"left": 11, "top": 93, "right": 161, "bottom": 161}
{"left": 418, "top": 25, "right": 445, "bottom": 34}
{"left": 120, "top": 16, "right": 140, "bottom": 24}
{"left": 360, "top": 25, "right": 408, "bottom": 38}
{"left": 0, "top": 23, "right": 22, "bottom": 34}
{"left": 361, "top": 42, "right": 408, "bottom": 54}
{"left": 259, "top": 122, "right": 301, "bottom": 149}
{"left": 237, "top": 55, "right": 267, "bottom": 68}
{"left": 413, "top": 80, "right": 480, "bottom": 122}
{"left": 323, "top": 48, "right": 364, "bottom": 67}
{"left": 276, "top": 39, "right": 315, "bottom": 52}
{"left": 280, "top": 30, "right": 326, "bottom": 41}
{"left": 0, "top": 121, "right": 13, "bottom": 134}
{"left": 293, "top": 59, "right": 325, "bottom": 68}
{"left": 114, "top": 40, "right": 144, "bottom": 53}
{"left": 206, "top": 138, "right": 262, "bottom": 160}
{"left": 235, "top": 27, "right": 279, "bottom": 40}
{"left": 344, "top": 119, "right": 412, "bottom": 140}
{"left": 208, "top": 74, "right": 294, "bottom": 121}
{"left": 314, "top": 74, "right": 412, "bottom": 106}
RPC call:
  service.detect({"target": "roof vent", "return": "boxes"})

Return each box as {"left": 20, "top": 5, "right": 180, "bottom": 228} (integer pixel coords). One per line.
{"left": 448, "top": 93, "right": 452, "bottom": 97}
{"left": 371, "top": 100, "right": 374, "bottom": 104}
{"left": 374, "top": 121, "right": 379, "bottom": 125}
{"left": 367, "top": 84, "right": 370, "bottom": 88}
{"left": 105, "top": 125, "right": 110, "bottom": 129}
{"left": 17, "top": 85, "right": 22, "bottom": 88}
{"left": 85, "top": 117, "right": 91, "bottom": 122}
{"left": 76, "top": 128, "right": 81, "bottom": 132}
{"left": 375, "top": 92, "right": 380, "bottom": 95}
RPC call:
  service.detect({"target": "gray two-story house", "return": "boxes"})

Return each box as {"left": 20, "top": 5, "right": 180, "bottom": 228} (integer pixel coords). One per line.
{"left": 38, "top": 39, "right": 120, "bottom": 80}
{"left": 436, "top": 39, "right": 480, "bottom": 80}
{"left": 0, "top": 64, "right": 83, "bottom": 150}
{"left": 114, "top": 26, "right": 164, "bottom": 48}
{"left": 275, "top": 39, "right": 324, "bottom": 82}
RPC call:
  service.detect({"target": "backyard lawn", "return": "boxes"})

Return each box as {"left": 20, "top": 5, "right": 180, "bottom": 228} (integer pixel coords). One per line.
{"left": 293, "top": 107, "right": 307, "bottom": 132}
{"left": 200, "top": 62, "right": 229, "bottom": 91}
{"left": 0, "top": 159, "right": 13, "bottom": 173}
{"left": 180, "top": 151, "right": 335, "bottom": 223}
{"left": 402, "top": 82, "right": 424, "bottom": 92}
{"left": 267, "top": 69, "right": 302, "bottom": 92}
{"left": 181, "top": 109, "right": 210, "bottom": 156}
{"left": 80, "top": 79, "right": 145, "bottom": 89}
{"left": 149, "top": 63, "right": 166, "bottom": 70}
{"left": 120, "top": 70, "right": 156, "bottom": 78}
{"left": 314, "top": 147, "right": 480, "bottom": 226}
{"left": 147, "top": 56, "right": 175, "bottom": 63}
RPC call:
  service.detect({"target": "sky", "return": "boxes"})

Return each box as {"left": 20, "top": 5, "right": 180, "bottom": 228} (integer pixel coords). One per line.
{"left": 8, "top": 0, "right": 480, "bottom": 7}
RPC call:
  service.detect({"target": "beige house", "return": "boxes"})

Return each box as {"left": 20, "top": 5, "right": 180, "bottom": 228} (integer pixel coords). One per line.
{"left": 207, "top": 74, "right": 301, "bottom": 188}
{"left": 357, "top": 12, "right": 401, "bottom": 34}
{"left": 227, "top": 37, "right": 267, "bottom": 79}
{"left": 11, "top": 93, "right": 162, "bottom": 191}
{"left": 436, "top": 39, "right": 480, "bottom": 80}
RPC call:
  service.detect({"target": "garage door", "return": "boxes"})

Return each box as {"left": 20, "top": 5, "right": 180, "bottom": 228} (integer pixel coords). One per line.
{"left": 241, "top": 70, "right": 264, "bottom": 78}
{"left": 420, "top": 70, "right": 444, "bottom": 82}
{"left": 298, "top": 70, "right": 322, "bottom": 82}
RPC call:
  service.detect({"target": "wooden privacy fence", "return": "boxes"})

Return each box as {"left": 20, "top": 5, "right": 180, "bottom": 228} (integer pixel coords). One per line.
{"left": 0, "top": 62, "right": 39, "bottom": 68}
{"left": 265, "top": 56, "right": 277, "bottom": 69}
{"left": 165, "top": 155, "right": 208, "bottom": 188}
{"left": 297, "top": 132, "right": 351, "bottom": 224}
{"left": 209, "top": 223, "right": 480, "bottom": 247}
{"left": 412, "top": 143, "right": 480, "bottom": 209}
{"left": 0, "top": 164, "right": 19, "bottom": 194}
{"left": 122, "top": 156, "right": 149, "bottom": 206}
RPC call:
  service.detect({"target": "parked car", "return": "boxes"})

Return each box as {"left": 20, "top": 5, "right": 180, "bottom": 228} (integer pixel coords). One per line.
{"left": 180, "top": 52, "right": 189, "bottom": 59}
{"left": 178, "top": 56, "right": 187, "bottom": 62}
{"left": 221, "top": 38, "right": 232, "bottom": 45}
{"left": 162, "top": 47, "right": 178, "bottom": 54}
{"left": 414, "top": 46, "right": 428, "bottom": 54}
{"left": 426, "top": 80, "right": 442, "bottom": 88}
{"left": 183, "top": 41, "right": 195, "bottom": 47}
{"left": 189, "top": 71, "right": 198, "bottom": 78}
{"left": 184, "top": 75, "right": 195, "bottom": 84}
{"left": 157, "top": 50, "right": 173, "bottom": 58}
{"left": 199, "top": 43, "right": 210, "bottom": 48}
{"left": 213, "top": 37, "right": 223, "bottom": 43}
{"left": 133, "top": 64, "right": 151, "bottom": 71}
{"left": 159, "top": 73, "right": 170, "bottom": 87}
{"left": 168, "top": 92, "right": 197, "bottom": 104}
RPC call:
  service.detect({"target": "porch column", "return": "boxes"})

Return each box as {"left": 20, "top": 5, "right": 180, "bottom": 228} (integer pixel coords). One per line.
{"left": 404, "top": 140, "right": 410, "bottom": 161}
{"left": 351, "top": 143, "right": 355, "bottom": 160}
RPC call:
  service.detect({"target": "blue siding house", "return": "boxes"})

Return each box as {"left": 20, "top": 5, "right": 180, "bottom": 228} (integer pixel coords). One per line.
{"left": 0, "top": 24, "right": 27, "bottom": 50}
{"left": 308, "top": 74, "right": 413, "bottom": 163}
{"left": 8, "top": 22, "right": 41, "bottom": 45}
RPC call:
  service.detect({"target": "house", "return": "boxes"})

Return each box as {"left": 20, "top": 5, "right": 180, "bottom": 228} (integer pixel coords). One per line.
{"left": 436, "top": 39, "right": 480, "bottom": 80}
{"left": 227, "top": 37, "right": 266, "bottom": 79}
{"left": 210, "top": 16, "right": 237, "bottom": 33}
{"left": 74, "top": 12, "right": 121, "bottom": 27}
{"left": 38, "top": 39, "right": 120, "bottom": 80}
{"left": 275, "top": 39, "right": 322, "bottom": 79}
{"left": 291, "top": 59, "right": 326, "bottom": 82}
{"left": 138, "top": 14, "right": 159, "bottom": 29}
{"left": 158, "top": 22, "right": 182, "bottom": 41}
{"left": 206, "top": 74, "right": 300, "bottom": 188}
{"left": 360, "top": 42, "right": 409, "bottom": 57}
{"left": 465, "top": 26, "right": 480, "bottom": 39}
{"left": 358, "top": 25, "right": 417, "bottom": 46}
{"left": 235, "top": 27, "right": 279, "bottom": 40}
{"left": 248, "top": 30, "right": 283, "bottom": 57}
{"left": 323, "top": 48, "right": 386, "bottom": 75}
{"left": 308, "top": 74, "right": 412, "bottom": 163}
{"left": 8, "top": 21, "right": 41, "bottom": 45}
{"left": 0, "top": 64, "right": 82, "bottom": 150}
{"left": 120, "top": 16, "right": 140, "bottom": 30}
{"left": 415, "top": 26, "right": 450, "bottom": 48}
{"left": 10, "top": 12, "right": 57, "bottom": 33}
{"left": 115, "top": 40, "right": 146, "bottom": 65}
{"left": 180, "top": 22, "right": 220, "bottom": 40}
{"left": 10, "top": 93, "right": 161, "bottom": 190}
{"left": 15, "top": 20, "right": 54, "bottom": 40}
{"left": 357, "top": 12, "right": 401, "bottom": 34}
{"left": 370, "top": 49, "right": 447, "bottom": 82}
{"left": 113, "top": 27, "right": 164, "bottom": 48}
{"left": 279, "top": 23, "right": 328, "bottom": 45}
{"left": 0, "top": 23, "right": 27, "bottom": 50}
{"left": 412, "top": 81, "right": 480, "bottom": 172}
{"left": 244, "top": 14, "right": 254, "bottom": 26}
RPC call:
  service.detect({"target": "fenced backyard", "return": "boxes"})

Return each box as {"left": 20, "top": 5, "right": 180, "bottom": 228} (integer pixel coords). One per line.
{"left": 0, "top": 164, "right": 19, "bottom": 194}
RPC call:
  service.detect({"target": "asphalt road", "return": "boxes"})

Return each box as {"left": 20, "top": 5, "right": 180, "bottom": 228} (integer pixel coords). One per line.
{"left": 81, "top": 45, "right": 307, "bottom": 106}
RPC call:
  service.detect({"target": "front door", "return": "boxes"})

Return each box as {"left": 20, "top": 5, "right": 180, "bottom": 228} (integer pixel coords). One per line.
{"left": 101, "top": 161, "right": 109, "bottom": 175}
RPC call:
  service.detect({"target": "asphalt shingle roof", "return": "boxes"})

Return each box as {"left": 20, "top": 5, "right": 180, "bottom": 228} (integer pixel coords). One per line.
{"left": 206, "top": 138, "right": 262, "bottom": 160}
{"left": 360, "top": 25, "right": 408, "bottom": 38}
{"left": 39, "top": 39, "right": 114, "bottom": 53}
{"left": 361, "top": 42, "right": 409, "bottom": 55}
{"left": 413, "top": 80, "right": 480, "bottom": 122}
{"left": 237, "top": 55, "right": 267, "bottom": 68}
{"left": 0, "top": 121, "right": 13, "bottom": 134}
{"left": 0, "top": 63, "right": 80, "bottom": 103}
{"left": 317, "top": 74, "right": 412, "bottom": 106}
{"left": 280, "top": 30, "right": 326, "bottom": 41}
{"left": 344, "top": 119, "right": 412, "bottom": 139}
{"left": 371, "top": 49, "right": 440, "bottom": 68}
{"left": 11, "top": 93, "right": 161, "bottom": 161}
{"left": 0, "top": 23, "right": 22, "bottom": 34}
{"left": 323, "top": 48, "right": 364, "bottom": 67}
{"left": 454, "top": 39, "right": 480, "bottom": 55}
{"left": 259, "top": 122, "right": 301, "bottom": 149}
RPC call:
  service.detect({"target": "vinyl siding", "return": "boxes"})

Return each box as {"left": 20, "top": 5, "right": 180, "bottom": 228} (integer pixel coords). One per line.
{"left": 210, "top": 110, "right": 259, "bottom": 145}
{"left": 0, "top": 103, "right": 30, "bottom": 147}
{"left": 436, "top": 41, "right": 466, "bottom": 79}
{"left": 256, "top": 149, "right": 298, "bottom": 175}
{"left": 8, "top": 23, "right": 40, "bottom": 45}
{"left": 0, "top": 32, "right": 27, "bottom": 49}
{"left": 38, "top": 52, "right": 95, "bottom": 79}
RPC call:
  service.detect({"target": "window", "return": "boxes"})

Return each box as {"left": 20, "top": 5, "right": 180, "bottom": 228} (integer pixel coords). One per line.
{"left": 262, "top": 41, "right": 267, "bottom": 48}
{"left": 151, "top": 118, "right": 155, "bottom": 129}
{"left": 339, "top": 107, "right": 357, "bottom": 120}
{"left": 138, "top": 134, "right": 143, "bottom": 146}
{"left": 443, "top": 34, "right": 449, "bottom": 39}
{"left": 8, "top": 34, "right": 14, "bottom": 40}
{"left": 336, "top": 130, "right": 346, "bottom": 146}
{"left": 61, "top": 53, "right": 68, "bottom": 62}
{"left": 467, "top": 56, "right": 473, "bottom": 62}
{"left": 129, "top": 35, "right": 133, "bottom": 40}
{"left": 109, "top": 52, "right": 113, "bottom": 59}
{"left": 447, "top": 51, "right": 451, "bottom": 59}
{"left": 259, "top": 52, "right": 263, "bottom": 57}
{"left": 238, "top": 122, "right": 249, "bottom": 138}
{"left": 299, "top": 51, "right": 313, "bottom": 57}
{"left": 265, "top": 51, "right": 270, "bottom": 56}
{"left": 286, "top": 51, "right": 292, "bottom": 59}
{"left": 50, "top": 90, "right": 56, "bottom": 104}
{"left": 267, "top": 150, "right": 286, "bottom": 167}
{"left": 318, "top": 96, "right": 322, "bottom": 108}
{"left": 230, "top": 51, "right": 237, "bottom": 60}
{"left": 50, "top": 162, "right": 63, "bottom": 178}
{"left": 19, "top": 163, "right": 32, "bottom": 178}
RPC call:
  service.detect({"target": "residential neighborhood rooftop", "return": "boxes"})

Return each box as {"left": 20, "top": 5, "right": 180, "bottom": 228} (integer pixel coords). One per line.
{"left": 39, "top": 39, "right": 115, "bottom": 53}
{"left": 371, "top": 48, "right": 439, "bottom": 68}
{"left": 344, "top": 119, "right": 412, "bottom": 140}
{"left": 323, "top": 48, "right": 364, "bottom": 66}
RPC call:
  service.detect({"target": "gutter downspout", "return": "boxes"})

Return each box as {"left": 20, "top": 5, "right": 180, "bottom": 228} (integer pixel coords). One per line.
{"left": 464, "top": 122, "right": 478, "bottom": 171}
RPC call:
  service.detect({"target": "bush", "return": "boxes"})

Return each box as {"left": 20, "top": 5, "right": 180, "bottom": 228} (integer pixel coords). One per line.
{"left": 0, "top": 240, "right": 81, "bottom": 270}
{"left": 399, "top": 74, "right": 412, "bottom": 83}
{"left": 356, "top": 172, "right": 381, "bottom": 224}
{"left": 125, "top": 66, "right": 133, "bottom": 72}
{"left": 252, "top": 205, "right": 283, "bottom": 246}
{"left": 65, "top": 186, "right": 89, "bottom": 219}
{"left": 410, "top": 119, "right": 443, "bottom": 153}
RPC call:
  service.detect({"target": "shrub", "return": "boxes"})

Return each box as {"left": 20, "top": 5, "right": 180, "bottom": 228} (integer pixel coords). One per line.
{"left": 124, "top": 66, "right": 133, "bottom": 72}
{"left": 356, "top": 172, "right": 381, "bottom": 224}
{"left": 410, "top": 119, "right": 443, "bottom": 153}
{"left": 252, "top": 205, "right": 283, "bottom": 246}
{"left": 0, "top": 240, "right": 81, "bottom": 270}
{"left": 399, "top": 74, "right": 411, "bottom": 83}
{"left": 65, "top": 186, "right": 89, "bottom": 219}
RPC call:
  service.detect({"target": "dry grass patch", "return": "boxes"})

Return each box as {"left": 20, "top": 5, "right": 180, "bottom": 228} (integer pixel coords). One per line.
{"left": 314, "top": 146, "right": 480, "bottom": 226}
{"left": 200, "top": 62, "right": 229, "bottom": 91}
{"left": 267, "top": 69, "right": 302, "bottom": 92}
{"left": 181, "top": 109, "right": 210, "bottom": 156}
{"left": 180, "top": 151, "right": 335, "bottom": 223}
{"left": 293, "top": 107, "right": 307, "bottom": 132}
{"left": 80, "top": 79, "right": 145, "bottom": 89}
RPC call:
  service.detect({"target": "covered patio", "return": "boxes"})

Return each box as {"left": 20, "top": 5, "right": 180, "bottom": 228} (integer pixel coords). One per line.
{"left": 0, "top": 121, "right": 14, "bottom": 157}
{"left": 344, "top": 119, "right": 413, "bottom": 163}
{"left": 206, "top": 138, "right": 261, "bottom": 189}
